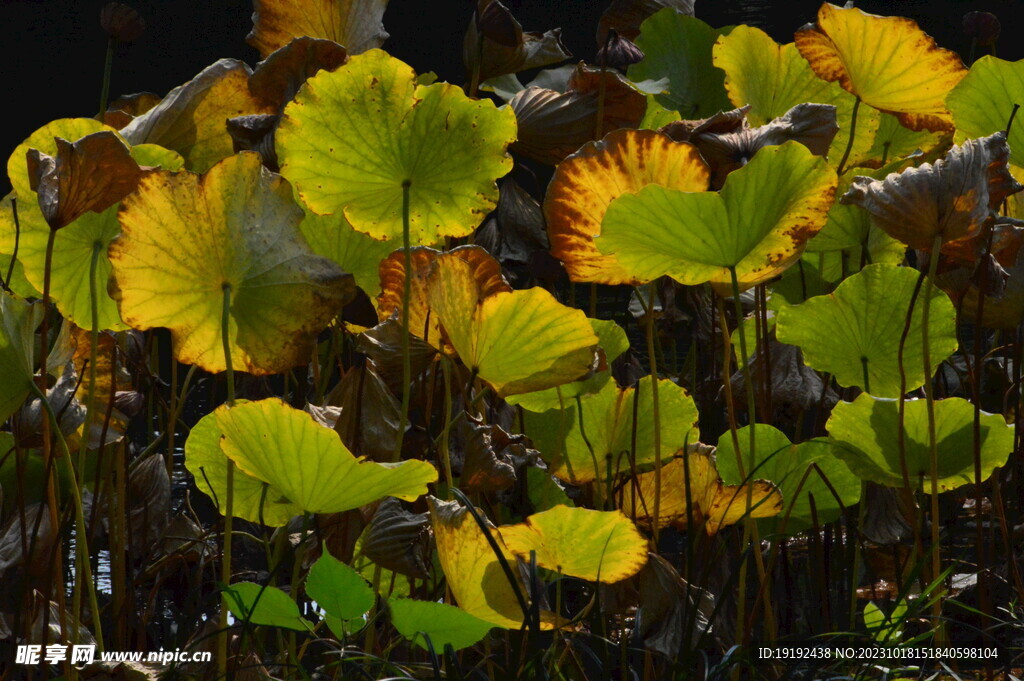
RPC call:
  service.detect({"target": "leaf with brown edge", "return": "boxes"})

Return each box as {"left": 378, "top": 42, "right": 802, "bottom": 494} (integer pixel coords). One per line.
{"left": 26, "top": 131, "right": 142, "bottom": 230}
{"left": 428, "top": 496, "right": 558, "bottom": 629}
{"left": 619, "top": 445, "right": 784, "bottom": 535}
{"left": 327, "top": 363, "right": 402, "bottom": 463}
{"left": 545, "top": 128, "right": 710, "bottom": 285}
{"left": 352, "top": 319, "right": 438, "bottom": 396}
{"left": 120, "top": 59, "right": 275, "bottom": 172}
{"left": 464, "top": 0, "right": 571, "bottom": 83}
{"left": 841, "top": 132, "right": 1023, "bottom": 250}
{"left": 248, "top": 37, "right": 349, "bottom": 112}
{"left": 103, "top": 92, "right": 161, "bottom": 129}
{"left": 509, "top": 64, "right": 646, "bottom": 166}
{"left": 597, "top": 0, "right": 694, "bottom": 43}
{"left": 794, "top": 3, "right": 966, "bottom": 132}
{"left": 500, "top": 506, "right": 648, "bottom": 583}
{"left": 247, "top": 0, "right": 387, "bottom": 59}
{"left": 377, "top": 245, "right": 510, "bottom": 353}
{"left": 454, "top": 417, "right": 531, "bottom": 494}
{"left": 110, "top": 152, "right": 354, "bottom": 375}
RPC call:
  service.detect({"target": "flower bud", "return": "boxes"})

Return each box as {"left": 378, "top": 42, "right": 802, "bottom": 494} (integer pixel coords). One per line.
{"left": 101, "top": 3, "right": 145, "bottom": 43}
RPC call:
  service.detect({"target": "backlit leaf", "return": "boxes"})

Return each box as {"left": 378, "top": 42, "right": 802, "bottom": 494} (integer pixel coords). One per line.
{"left": 215, "top": 398, "right": 437, "bottom": 515}
{"left": 225, "top": 582, "right": 310, "bottom": 631}
{"left": 277, "top": 49, "right": 517, "bottom": 242}
{"left": 827, "top": 394, "right": 1014, "bottom": 490}
{"left": 388, "top": 598, "right": 493, "bottom": 651}
{"left": 464, "top": 0, "right": 570, "bottom": 83}
{"left": 545, "top": 128, "right": 710, "bottom": 285}
{"left": 0, "top": 293, "right": 41, "bottom": 424}
{"left": 946, "top": 56, "right": 1024, "bottom": 171}
{"left": 500, "top": 505, "right": 648, "bottom": 582}
{"left": 794, "top": 3, "right": 966, "bottom": 132}
{"left": 111, "top": 152, "right": 354, "bottom": 375}
{"left": 247, "top": 0, "right": 388, "bottom": 58}
{"left": 306, "top": 549, "right": 375, "bottom": 620}
{"left": 598, "top": 141, "right": 836, "bottom": 293}
{"left": 776, "top": 264, "right": 958, "bottom": 397}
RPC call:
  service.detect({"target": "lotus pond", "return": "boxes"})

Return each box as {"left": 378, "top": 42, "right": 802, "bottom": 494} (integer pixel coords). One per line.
{"left": 1, "top": 1, "right": 1023, "bottom": 679}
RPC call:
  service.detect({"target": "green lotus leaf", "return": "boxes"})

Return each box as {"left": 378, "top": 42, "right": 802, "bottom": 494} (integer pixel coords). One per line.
{"left": 526, "top": 467, "right": 574, "bottom": 512}
{"left": 506, "top": 318, "right": 628, "bottom": 411}
{"left": 298, "top": 206, "right": 402, "bottom": 298}
{"left": 214, "top": 398, "right": 437, "bottom": 515}
{"left": 716, "top": 424, "right": 861, "bottom": 534}
{"left": 776, "top": 264, "right": 957, "bottom": 397}
{"left": 628, "top": 9, "right": 733, "bottom": 118}
{"left": 713, "top": 24, "right": 880, "bottom": 167}
{"left": 947, "top": 56, "right": 1024, "bottom": 170}
{"left": 500, "top": 506, "right": 648, "bottom": 582}
{"left": 225, "top": 582, "right": 311, "bottom": 632}
{"left": 111, "top": 152, "right": 354, "bottom": 374}
{"left": 277, "top": 49, "right": 517, "bottom": 242}
{"left": 827, "top": 394, "right": 1014, "bottom": 490}
{"left": 597, "top": 142, "right": 837, "bottom": 293}
{"left": 306, "top": 548, "right": 375, "bottom": 620}
{"left": 184, "top": 402, "right": 303, "bottom": 526}
{"left": 866, "top": 113, "right": 947, "bottom": 165}
{"left": 0, "top": 292, "right": 42, "bottom": 424}
{"left": 12, "top": 144, "right": 184, "bottom": 332}
{"left": 524, "top": 376, "right": 698, "bottom": 484}
{"left": 388, "top": 598, "right": 493, "bottom": 652}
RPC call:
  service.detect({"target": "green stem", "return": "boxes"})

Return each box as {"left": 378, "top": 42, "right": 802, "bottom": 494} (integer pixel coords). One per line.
{"left": 641, "top": 285, "right": 662, "bottom": 542}
{"left": 98, "top": 37, "right": 114, "bottom": 119}
{"left": 837, "top": 96, "right": 861, "bottom": 175}
{"left": 394, "top": 180, "right": 412, "bottom": 462}
{"left": 3, "top": 198, "right": 20, "bottom": 292}
{"left": 922, "top": 235, "right": 944, "bottom": 639}
{"left": 218, "top": 283, "right": 236, "bottom": 678}
{"left": 439, "top": 356, "right": 454, "bottom": 499}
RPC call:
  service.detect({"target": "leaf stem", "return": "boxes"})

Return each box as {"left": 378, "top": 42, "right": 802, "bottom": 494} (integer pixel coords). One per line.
{"left": 218, "top": 282, "right": 236, "bottom": 678}
{"left": 98, "top": 37, "right": 114, "bottom": 119}
{"left": 641, "top": 285, "right": 662, "bottom": 543}
{"left": 3, "top": 197, "right": 20, "bottom": 292}
{"left": 922, "top": 234, "right": 945, "bottom": 640}
{"left": 837, "top": 96, "right": 861, "bottom": 175}
{"left": 394, "top": 180, "right": 413, "bottom": 462}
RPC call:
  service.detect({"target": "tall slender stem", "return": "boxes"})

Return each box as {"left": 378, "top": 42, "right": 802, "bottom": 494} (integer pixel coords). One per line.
{"left": 98, "top": 37, "right": 114, "bottom": 119}
{"left": 837, "top": 96, "right": 861, "bottom": 175}
{"left": 217, "top": 283, "right": 236, "bottom": 678}
{"left": 3, "top": 198, "right": 20, "bottom": 292}
{"left": 641, "top": 285, "right": 662, "bottom": 542}
{"left": 394, "top": 181, "right": 413, "bottom": 462}
{"left": 922, "top": 235, "right": 945, "bottom": 639}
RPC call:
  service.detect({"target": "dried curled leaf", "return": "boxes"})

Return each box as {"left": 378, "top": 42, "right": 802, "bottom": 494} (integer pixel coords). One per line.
{"left": 794, "top": 3, "right": 966, "bottom": 132}
{"left": 247, "top": 0, "right": 388, "bottom": 58}
{"left": 841, "top": 132, "right": 1022, "bottom": 250}
{"left": 464, "top": 0, "right": 571, "bottom": 83}
{"left": 361, "top": 498, "right": 431, "bottom": 579}
{"left": 597, "top": 0, "right": 694, "bottom": 42}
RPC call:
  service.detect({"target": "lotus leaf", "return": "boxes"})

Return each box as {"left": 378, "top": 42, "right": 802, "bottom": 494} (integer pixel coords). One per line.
{"left": 715, "top": 425, "right": 861, "bottom": 534}
{"left": 225, "top": 582, "right": 310, "bottom": 631}
{"left": 545, "top": 128, "right": 709, "bottom": 285}
{"left": 620, "top": 447, "right": 783, "bottom": 534}
{"left": 306, "top": 549, "right": 375, "bottom": 620}
{"left": 247, "top": 0, "right": 387, "bottom": 58}
{"left": 464, "top": 0, "right": 571, "bottom": 83}
{"left": 0, "top": 292, "right": 41, "bottom": 424}
{"left": 121, "top": 59, "right": 274, "bottom": 172}
{"left": 794, "top": 3, "right": 966, "bottom": 132}
{"left": 597, "top": 141, "right": 836, "bottom": 293}
{"left": 428, "top": 496, "right": 556, "bottom": 629}
{"left": 827, "top": 394, "right": 1014, "bottom": 490}
{"left": 597, "top": 0, "right": 694, "bottom": 42}
{"left": 523, "top": 376, "right": 698, "bottom": 483}
{"left": 946, "top": 56, "right": 1024, "bottom": 171}
{"left": 776, "top": 264, "right": 957, "bottom": 397}
{"left": 426, "top": 252, "right": 598, "bottom": 396}
{"left": 713, "top": 25, "right": 880, "bottom": 166}
{"left": 628, "top": 10, "right": 733, "bottom": 119}
{"left": 111, "top": 152, "right": 354, "bottom": 374}
{"left": 184, "top": 403, "right": 303, "bottom": 526}
{"left": 500, "top": 505, "right": 648, "bottom": 582}
{"left": 214, "top": 398, "right": 437, "bottom": 515}
{"left": 388, "top": 598, "right": 493, "bottom": 651}
{"left": 841, "top": 133, "right": 1021, "bottom": 250}
{"left": 277, "top": 49, "right": 517, "bottom": 242}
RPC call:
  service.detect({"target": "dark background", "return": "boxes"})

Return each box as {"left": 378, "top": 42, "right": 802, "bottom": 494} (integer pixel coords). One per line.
{"left": 0, "top": 0, "right": 1019, "bottom": 194}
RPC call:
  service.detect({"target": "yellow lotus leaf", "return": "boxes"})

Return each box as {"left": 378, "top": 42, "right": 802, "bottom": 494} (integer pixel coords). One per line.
{"left": 428, "top": 496, "right": 556, "bottom": 630}
{"left": 794, "top": 3, "right": 966, "bottom": 132}
{"left": 110, "top": 152, "right": 354, "bottom": 375}
{"left": 426, "top": 253, "right": 598, "bottom": 396}
{"left": 377, "top": 246, "right": 510, "bottom": 352}
{"left": 120, "top": 59, "right": 274, "bottom": 172}
{"left": 500, "top": 506, "right": 648, "bottom": 583}
{"left": 545, "top": 128, "right": 710, "bottom": 284}
{"left": 247, "top": 0, "right": 388, "bottom": 59}
{"left": 620, "top": 448, "right": 783, "bottom": 535}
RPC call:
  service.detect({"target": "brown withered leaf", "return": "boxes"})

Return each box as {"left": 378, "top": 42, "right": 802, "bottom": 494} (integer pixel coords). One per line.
{"left": 464, "top": 0, "right": 571, "bottom": 83}
{"left": 360, "top": 497, "right": 431, "bottom": 579}
{"left": 636, "top": 553, "right": 714, "bottom": 658}
{"left": 327, "top": 363, "right": 402, "bottom": 462}
{"left": 26, "top": 131, "right": 142, "bottom": 230}
{"left": 247, "top": 0, "right": 387, "bottom": 59}
{"left": 685, "top": 103, "right": 839, "bottom": 189}
{"left": 509, "top": 64, "right": 646, "bottom": 165}
{"left": 377, "top": 245, "right": 510, "bottom": 352}
{"left": 103, "top": 92, "right": 161, "bottom": 128}
{"left": 227, "top": 114, "right": 280, "bottom": 170}
{"left": 452, "top": 418, "right": 520, "bottom": 493}
{"left": 731, "top": 334, "right": 838, "bottom": 413}
{"left": 473, "top": 178, "right": 547, "bottom": 264}
{"left": 126, "top": 454, "right": 171, "bottom": 554}
{"left": 120, "top": 59, "right": 274, "bottom": 172}
{"left": 842, "top": 134, "right": 1022, "bottom": 250}
{"left": 597, "top": 0, "right": 695, "bottom": 42}
{"left": 660, "top": 106, "right": 751, "bottom": 142}
{"left": 939, "top": 231, "right": 1024, "bottom": 329}
{"left": 354, "top": 319, "right": 438, "bottom": 396}
{"left": 248, "top": 37, "right": 348, "bottom": 111}
{"left": 0, "top": 503, "right": 55, "bottom": 574}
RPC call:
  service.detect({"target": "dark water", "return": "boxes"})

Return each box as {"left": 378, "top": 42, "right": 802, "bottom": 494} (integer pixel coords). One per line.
{"left": 0, "top": 0, "right": 1019, "bottom": 194}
